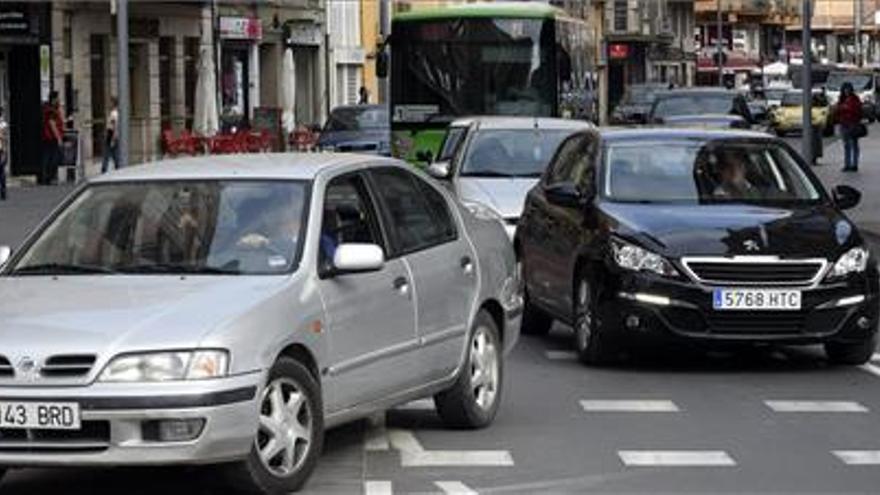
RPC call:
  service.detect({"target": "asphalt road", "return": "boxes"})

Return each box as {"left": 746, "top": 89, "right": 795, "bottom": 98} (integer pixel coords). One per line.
{"left": 2, "top": 146, "right": 880, "bottom": 493}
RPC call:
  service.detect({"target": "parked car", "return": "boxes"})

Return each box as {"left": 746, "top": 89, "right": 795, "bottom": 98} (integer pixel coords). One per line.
{"left": 824, "top": 70, "right": 878, "bottom": 123}
{"left": 317, "top": 105, "right": 391, "bottom": 155}
{"left": 765, "top": 81, "right": 794, "bottom": 108}
{"left": 0, "top": 153, "right": 520, "bottom": 493}
{"left": 610, "top": 83, "right": 669, "bottom": 125}
{"left": 770, "top": 90, "right": 834, "bottom": 137}
{"left": 427, "top": 117, "right": 592, "bottom": 238}
{"left": 516, "top": 128, "right": 878, "bottom": 366}
{"left": 648, "top": 88, "right": 753, "bottom": 129}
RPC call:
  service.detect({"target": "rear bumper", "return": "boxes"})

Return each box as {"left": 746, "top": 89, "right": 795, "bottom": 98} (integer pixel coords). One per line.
{"left": 0, "top": 371, "right": 263, "bottom": 466}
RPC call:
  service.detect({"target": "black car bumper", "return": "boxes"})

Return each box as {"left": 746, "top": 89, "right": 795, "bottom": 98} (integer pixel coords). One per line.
{"left": 598, "top": 270, "right": 879, "bottom": 346}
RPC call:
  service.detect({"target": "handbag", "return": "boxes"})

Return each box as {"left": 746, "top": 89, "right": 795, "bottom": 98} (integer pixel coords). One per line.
{"left": 853, "top": 123, "right": 868, "bottom": 139}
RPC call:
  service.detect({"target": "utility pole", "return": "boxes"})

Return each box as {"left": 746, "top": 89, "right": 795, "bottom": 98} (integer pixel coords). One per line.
{"left": 802, "top": 0, "right": 813, "bottom": 164}
{"left": 854, "top": 0, "right": 863, "bottom": 66}
{"left": 717, "top": 0, "right": 724, "bottom": 87}
{"left": 115, "top": 0, "right": 129, "bottom": 168}
{"left": 378, "top": 0, "right": 391, "bottom": 104}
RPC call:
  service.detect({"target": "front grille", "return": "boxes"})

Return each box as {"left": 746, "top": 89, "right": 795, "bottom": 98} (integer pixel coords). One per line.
{"left": 661, "top": 307, "right": 849, "bottom": 337}
{"left": 0, "top": 420, "right": 110, "bottom": 453}
{"left": 707, "top": 311, "right": 807, "bottom": 335}
{"left": 683, "top": 259, "right": 825, "bottom": 285}
{"left": 40, "top": 355, "right": 96, "bottom": 378}
{"left": 0, "top": 357, "right": 12, "bottom": 377}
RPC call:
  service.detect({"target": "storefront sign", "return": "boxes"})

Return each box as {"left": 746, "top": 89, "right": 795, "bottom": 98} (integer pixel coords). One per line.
{"left": 286, "top": 22, "right": 321, "bottom": 46}
{"left": 0, "top": 10, "right": 29, "bottom": 34}
{"left": 608, "top": 43, "right": 629, "bottom": 60}
{"left": 220, "top": 16, "right": 262, "bottom": 41}
{"left": 335, "top": 47, "right": 365, "bottom": 65}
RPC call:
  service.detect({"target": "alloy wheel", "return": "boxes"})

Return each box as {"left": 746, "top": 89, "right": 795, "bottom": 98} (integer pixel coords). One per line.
{"left": 470, "top": 325, "right": 500, "bottom": 411}
{"left": 256, "top": 377, "right": 313, "bottom": 477}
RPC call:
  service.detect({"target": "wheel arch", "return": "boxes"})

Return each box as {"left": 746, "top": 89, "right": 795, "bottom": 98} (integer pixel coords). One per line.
{"left": 276, "top": 343, "right": 321, "bottom": 386}
{"left": 479, "top": 298, "right": 506, "bottom": 345}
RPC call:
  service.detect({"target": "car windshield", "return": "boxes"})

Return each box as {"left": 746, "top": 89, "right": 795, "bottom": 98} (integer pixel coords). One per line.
{"left": 781, "top": 92, "right": 827, "bottom": 107}
{"left": 766, "top": 89, "right": 788, "bottom": 101}
{"left": 624, "top": 86, "right": 660, "bottom": 105}
{"left": 9, "top": 181, "right": 309, "bottom": 276}
{"left": 826, "top": 72, "right": 873, "bottom": 91}
{"left": 653, "top": 94, "right": 735, "bottom": 117}
{"left": 603, "top": 139, "right": 822, "bottom": 204}
{"left": 460, "top": 129, "right": 572, "bottom": 178}
{"left": 324, "top": 106, "right": 389, "bottom": 132}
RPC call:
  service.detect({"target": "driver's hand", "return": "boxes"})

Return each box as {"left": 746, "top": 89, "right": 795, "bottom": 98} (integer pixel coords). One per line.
{"left": 237, "top": 233, "right": 270, "bottom": 249}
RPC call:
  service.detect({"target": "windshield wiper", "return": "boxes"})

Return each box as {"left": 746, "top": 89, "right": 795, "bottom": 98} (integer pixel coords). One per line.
{"left": 118, "top": 263, "right": 241, "bottom": 275}
{"left": 11, "top": 263, "right": 117, "bottom": 275}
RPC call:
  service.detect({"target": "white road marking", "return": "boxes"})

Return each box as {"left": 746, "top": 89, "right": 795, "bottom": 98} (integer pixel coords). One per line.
{"left": 833, "top": 451, "right": 880, "bottom": 465}
{"left": 387, "top": 429, "right": 514, "bottom": 467}
{"left": 393, "top": 398, "right": 436, "bottom": 411}
{"left": 434, "top": 481, "right": 479, "bottom": 494}
{"left": 859, "top": 363, "right": 880, "bottom": 378}
{"left": 364, "top": 413, "right": 390, "bottom": 451}
{"left": 765, "top": 400, "right": 869, "bottom": 413}
{"left": 618, "top": 450, "right": 736, "bottom": 467}
{"left": 364, "top": 480, "right": 393, "bottom": 495}
{"left": 580, "top": 400, "right": 679, "bottom": 412}
{"left": 545, "top": 350, "right": 577, "bottom": 360}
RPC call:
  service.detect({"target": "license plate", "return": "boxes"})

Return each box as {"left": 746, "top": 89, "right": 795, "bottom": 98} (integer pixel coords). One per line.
{"left": 0, "top": 401, "right": 80, "bottom": 430}
{"left": 712, "top": 289, "right": 802, "bottom": 311}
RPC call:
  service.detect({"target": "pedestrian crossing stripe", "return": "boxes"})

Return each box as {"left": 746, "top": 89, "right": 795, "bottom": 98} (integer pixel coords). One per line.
{"left": 619, "top": 450, "right": 736, "bottom": 467}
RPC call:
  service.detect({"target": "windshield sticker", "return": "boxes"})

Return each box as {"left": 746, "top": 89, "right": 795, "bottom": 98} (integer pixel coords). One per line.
{"left": 393, "top": 105, "right": 440, "bottom": 123}
{"left": 268, "top": 256, "right": 288, "bottom": 268}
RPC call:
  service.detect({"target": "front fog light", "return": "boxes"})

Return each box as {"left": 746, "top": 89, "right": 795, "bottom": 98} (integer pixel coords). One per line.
{"left": 143, "top": 418, "right": 206, "bottom": 442}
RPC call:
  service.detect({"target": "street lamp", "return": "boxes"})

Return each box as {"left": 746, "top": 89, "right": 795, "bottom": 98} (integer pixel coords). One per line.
{"left": 802, "top": 0, "right": 812, "bottom": 164}
{"left": 115, "top": 0, "right": 129, "bottom": 168}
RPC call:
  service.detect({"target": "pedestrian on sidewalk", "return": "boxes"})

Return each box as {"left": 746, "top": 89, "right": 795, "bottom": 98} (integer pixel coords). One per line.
{"left": 837, "top": 82, "right": 865, "bottom": 172}
{"left": 40, "top": 91, "right": 63, "bottom": 185}
{"left": 0, "top": 106, "right": 7, "bottom": 201}
{"left": 358, "top": 86, "right": 370, "bottom": 105}
{"left": 101, "top": 97, "right": 119, "bottom": 173}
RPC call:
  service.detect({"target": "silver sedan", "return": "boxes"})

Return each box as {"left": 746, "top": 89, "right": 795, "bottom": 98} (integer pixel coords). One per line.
{"left": 0, "top": 153, "right": 521, "bottom": 494}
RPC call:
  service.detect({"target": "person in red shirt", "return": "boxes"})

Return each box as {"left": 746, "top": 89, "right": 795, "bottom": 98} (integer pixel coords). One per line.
{"left": 837, "top": 82, "right": 864, "bottom": 172}
{"left": 40, "top": 91, "right": 64, "bottom": 185}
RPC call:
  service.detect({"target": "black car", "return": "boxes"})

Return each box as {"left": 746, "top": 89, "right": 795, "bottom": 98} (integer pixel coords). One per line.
{"left": 317, "top": 105, "right": 390, "bottom": 155}
{"left": 648, "top": 89, "right": 753, "bottom": 129}
{"left": 516, "top": 128, "right": 878, "bottom": 365}
{"left": 610, "top": 83, "right": 669, "bottom": 125}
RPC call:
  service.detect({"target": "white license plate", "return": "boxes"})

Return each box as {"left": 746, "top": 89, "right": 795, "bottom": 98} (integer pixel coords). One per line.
{"left": 0, "top": 401, "right": 81, "bottom": 430}
{"left": 712, "top": 289, "right": 802, "bottom": 311}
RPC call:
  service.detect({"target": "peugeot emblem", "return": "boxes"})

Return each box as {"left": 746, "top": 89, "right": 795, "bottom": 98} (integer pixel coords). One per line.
{"left": 17, "top": 357, "right": 37, "bottom": 378}
{"left": 743, "top": 240, "right": 760, "bottom": 252}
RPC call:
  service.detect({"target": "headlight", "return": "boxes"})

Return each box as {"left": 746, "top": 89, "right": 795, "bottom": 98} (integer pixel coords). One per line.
{"left": 828, "top": 246, "right": 870, "bottom": 279}
{"left": 611, "top": 239, "right": 679, "bottom": 277}
{"left": 100, "top": 350, "right": 229, "bottom": 382}
{"left": 463, "top": 200, "right": 505, "bottom": 224}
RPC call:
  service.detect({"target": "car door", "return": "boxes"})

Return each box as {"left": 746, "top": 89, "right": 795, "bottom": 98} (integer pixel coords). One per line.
{"left": 316, "top": 172, "right": 419, "bottom": 411}
{"left": 368, "top": 166, "right": 477, "bottom": 382}
{"left": 520, "top": 133, "right": 588, "bottom": 314}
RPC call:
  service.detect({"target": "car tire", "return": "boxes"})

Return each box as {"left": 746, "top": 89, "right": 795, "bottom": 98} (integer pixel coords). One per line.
{"left": 518, "top": 257, "right": 553, "bottom": 336}
{"left": 825, "top": 337, "right": 877, "bottom": 365}
{"left": 434, "top": 310, "right": 503, "bottom": 429}
{"left": 225, "top": 357, "right": 324, "bottom": 494}
{"left": 573, "top": 275, "right": 616, "bottom": 366}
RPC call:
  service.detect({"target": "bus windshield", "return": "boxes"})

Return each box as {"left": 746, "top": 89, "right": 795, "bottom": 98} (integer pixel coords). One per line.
{"left": 391, "top": 18, "right": 555, "bottom": 123}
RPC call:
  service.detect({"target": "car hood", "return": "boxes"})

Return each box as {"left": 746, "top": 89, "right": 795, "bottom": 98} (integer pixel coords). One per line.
{"left": 0, "top": 276, "right": 288, "bottom": 359}
{"left": 317, "top": 129, "right": 389, "bottom": 147}
{"left": 457, "top": 177, "right": 539, "bottom": 219}
{"left": 601, "top": 202, "right": 860, "bottom": 259}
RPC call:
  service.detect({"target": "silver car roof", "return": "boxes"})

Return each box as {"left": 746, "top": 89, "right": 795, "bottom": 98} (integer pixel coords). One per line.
{"left": 448, "top": 116, "right": 593, "bottom": 131}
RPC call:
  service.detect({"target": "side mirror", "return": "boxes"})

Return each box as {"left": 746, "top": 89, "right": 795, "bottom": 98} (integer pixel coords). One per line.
{"left": 545, "top": 182, "right": 590, "bottom": 208}
{"left": 427, "top": 161, "right": 452, "bottom": 179}
{"left": 833, "top": 184, "right": 861, "bottom": 210}
{"left": 0, "top": 246, "right": 10, "bottom": 268}
{"left": 376, "top": 50, "right": 389, "bottom": 79}
{"left": 332, "top": 243, "right": 385, "bottom": 275}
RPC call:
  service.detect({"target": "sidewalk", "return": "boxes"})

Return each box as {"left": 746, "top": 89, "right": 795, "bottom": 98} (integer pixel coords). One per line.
{"left": 811, "top": 132, "right": 880, "bottom": 241}
{"left": 0, "top": 184, "right": 74, "bottom": 248}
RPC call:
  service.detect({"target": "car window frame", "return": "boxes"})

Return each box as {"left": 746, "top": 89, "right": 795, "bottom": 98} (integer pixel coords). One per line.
{"left": 317, "top": 171, "right": 390, "bottom": 279}
{"left": 543, "top": 132, "right": 589, "bottom": 188}
{"left": 365, "top": 166, "right": 460, "bottom": 259}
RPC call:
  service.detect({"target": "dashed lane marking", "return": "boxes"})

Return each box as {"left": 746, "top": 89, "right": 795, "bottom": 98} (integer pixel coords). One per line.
{"left": 765, "top": 400, "right": 869, "bottom": 413}
{"left": 580, "top": 400, "right": 680, "bottom": 412}
{"left": 387, "top": 429, "right": 514, "bottom": 467}
{"left": 545, "top": 350, "right": 577, "bottom": 360}
{"left": 364, "top": 480, "right": 393, "bottom": 495}
{"left": 435, "top": 481, "right": 479, "bottom": 494}
{"left": 618, "top": 450, "right": 736, "bottom": 467}
{"left": 833, "top": 451, "right": 880, "bottom": 465}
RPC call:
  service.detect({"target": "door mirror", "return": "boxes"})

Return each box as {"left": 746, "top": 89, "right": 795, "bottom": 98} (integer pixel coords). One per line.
{"left": 833, "top": 184, "right": 861, "bottom": 210}
{"left": 0, "top": 246, "right": 10, "bottom": 268}
{"left": 427, "top": 161, "right": 452, "bottom": 179}
{"left": 545, "top": 182, "right": 589, "bottom": 208}
{"left": 332, "top": 243, "right": 385, "bottom": 274}
{"left": 376, "top": 50, "right": 389, "bottom": 79}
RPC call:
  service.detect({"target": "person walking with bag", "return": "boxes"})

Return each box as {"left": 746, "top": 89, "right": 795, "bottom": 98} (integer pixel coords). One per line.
{"left": 101, "top": 97, "right": 119, "bottom": 173}
{"left": 40, "top": 91, "right": 64, "bottom": 185}
{"left": 837, "top": 82, "right": 865, "bottom": 172}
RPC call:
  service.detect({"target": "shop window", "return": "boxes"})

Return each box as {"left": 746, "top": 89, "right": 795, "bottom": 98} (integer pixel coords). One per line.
{"left": 613, "top": 0, "right": 627, "bottom": 32}
{"left": 184, "top": 37, "right": 199, "bottom": 131}
{"left": 159, "top": 37, "right": 174, "bottom": 130}
{"left": 221, "top": 44, "right": 250, "bottom": 131}
{"left": 90, "top": 35, "right": 108, "bottom": 157}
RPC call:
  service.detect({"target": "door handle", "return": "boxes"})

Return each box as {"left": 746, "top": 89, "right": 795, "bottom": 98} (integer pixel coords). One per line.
{"left": 393, "top": 276, "right": 410, "bottom": 296}
{"left": 460, "top": 256, "right": 474, "bottom": 275}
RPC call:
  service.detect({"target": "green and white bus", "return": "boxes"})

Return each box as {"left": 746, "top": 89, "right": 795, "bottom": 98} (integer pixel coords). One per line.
{"left": 384, "top": 2, "right": 598, "bottom": 163}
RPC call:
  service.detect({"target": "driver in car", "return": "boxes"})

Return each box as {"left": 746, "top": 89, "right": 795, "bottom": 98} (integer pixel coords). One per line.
{"left": 713, "top": 151, "right": 759, "bottom": 200}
